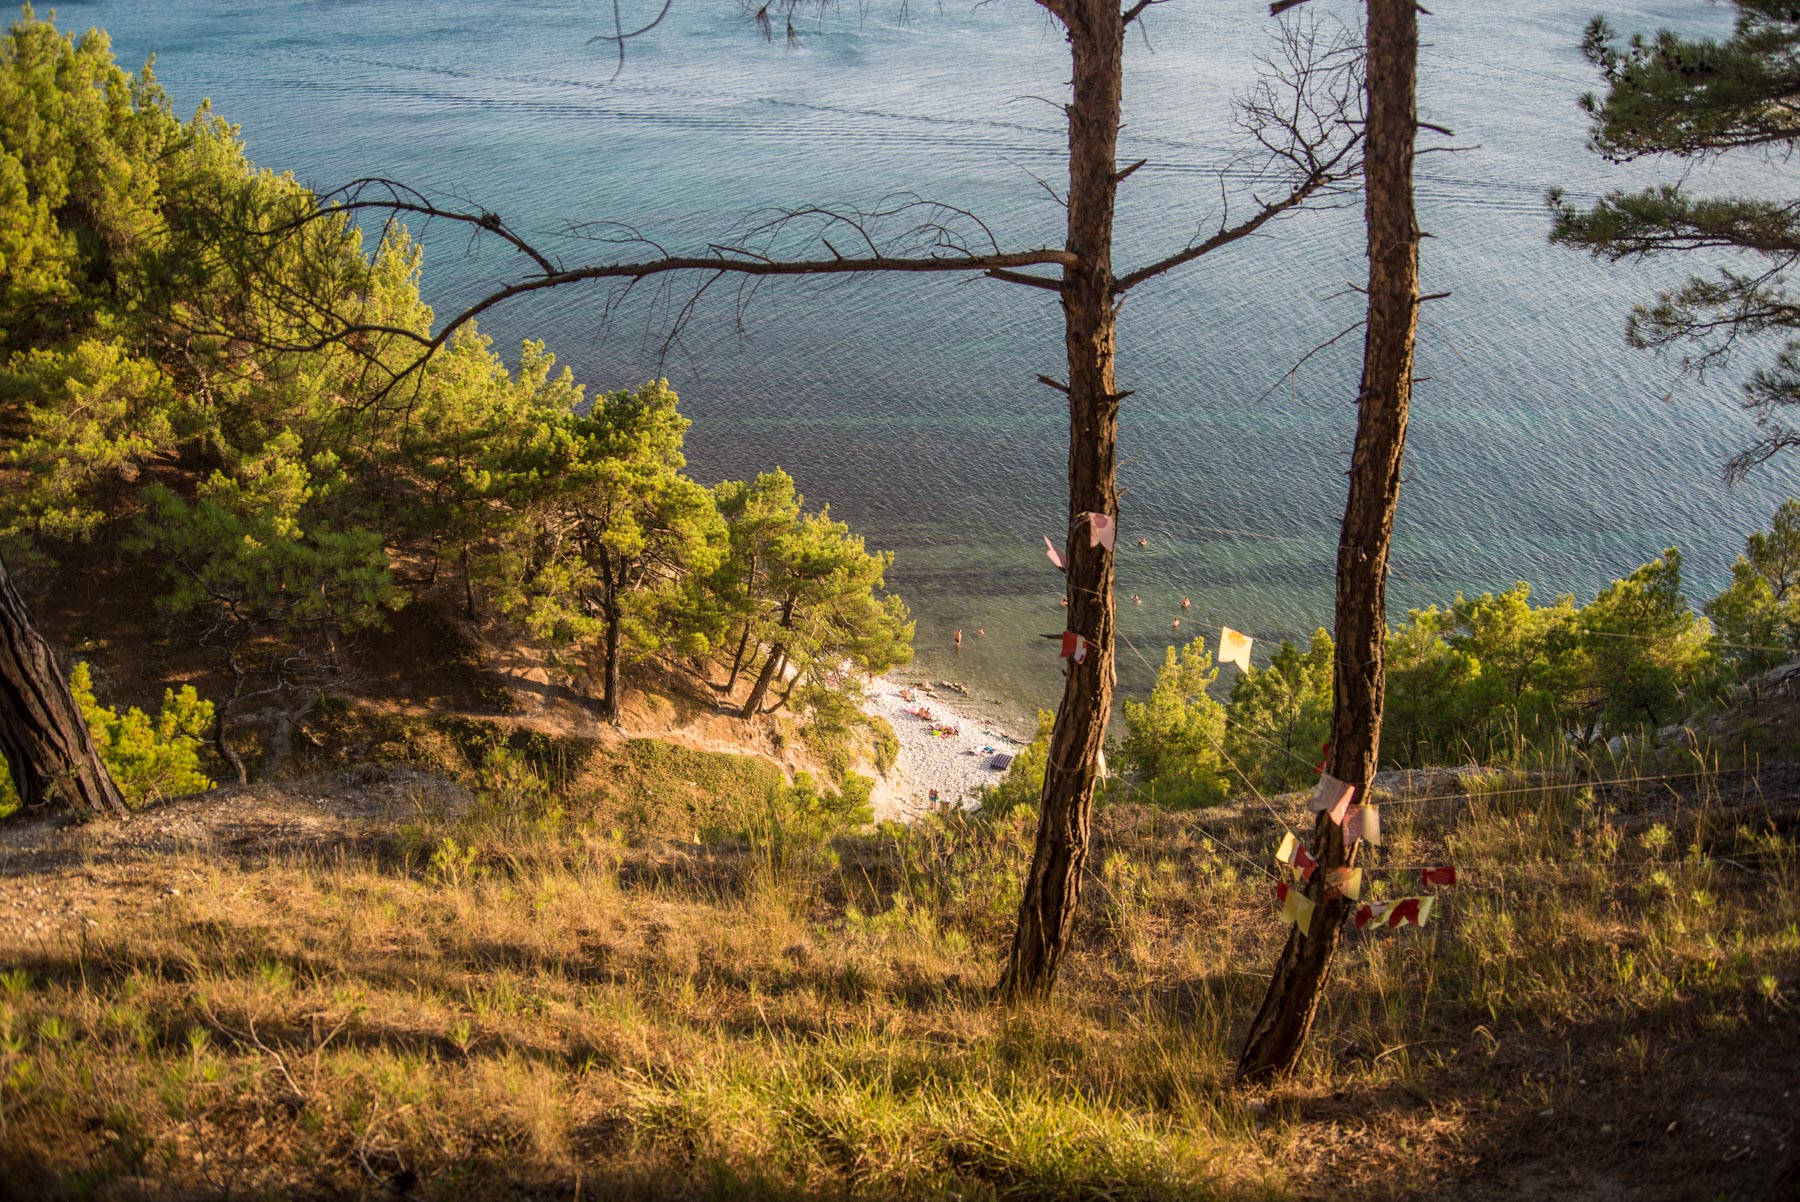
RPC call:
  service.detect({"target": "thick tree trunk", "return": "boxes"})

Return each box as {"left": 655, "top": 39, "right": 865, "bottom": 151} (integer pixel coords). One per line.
{"left": 0, "top": 556, "right": 128, "bottom": 817}
{"left": 741, "top": 642, "right": 786, "bottom": 719}
{"left": 998, "top": 0, "right": 1124, "bottom": 1001}
{"left": 598, "top": 596, "right": 624, "bottom": 725}
{"left": 1237, "top": 0, "right": 1421, "bottom": 1083}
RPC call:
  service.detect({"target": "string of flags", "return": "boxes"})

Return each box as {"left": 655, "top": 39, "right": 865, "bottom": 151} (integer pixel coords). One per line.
{"left": 1041, "top": 513, "right": 1260, "bottom": 682}
{"left": 1355, "top": 896, "right": 1434, "bottom": 930}
{"left": 1274, "top": 769, "right": 1451, "bottom": 937}
{"left": 1031, "top": 514, "right": 1454, "bottom": 941}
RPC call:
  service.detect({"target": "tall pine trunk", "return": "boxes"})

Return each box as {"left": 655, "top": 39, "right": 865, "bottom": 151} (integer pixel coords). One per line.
{"left": 998, "top": 0, "right": 1124, "bottom": 1000}
{"left": 741, "top": 643, "right": 786, "bottom": 718}
{"left": 1236, "top": 0, "right": 1421, "bottom": 1082}
{"left": 0, "top": 556, "right": 128, "bottom": 817}
{"left": 598, "top": 592, "right": 624, "bottom": 725}
{"left": 722, "top": 621, "right": 753, "bottom": 692}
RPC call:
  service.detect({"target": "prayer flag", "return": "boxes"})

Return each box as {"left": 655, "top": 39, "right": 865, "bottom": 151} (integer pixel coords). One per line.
{"left": 1059, "top": 631, "right": 1089, "bottom": 663}
{"left": 1275, "top": 832, "right": 1316, "bottom": 880}
{"left": 1421, "top": 865, "right": 1456, "bottom": 887}
{"left": 1217, "top": 626, "right": 1253, "bottom": 672}
{"left": 1357, "top": 897, "right": 1433, "bottom": 931}
{"left": 1314, "top": 740, "right": 1330, "bottom": 776}
{"left": 1096, "top": 748, "right": 1109, "bottom": 781}
{"left": 1385, "top": 896, "right": 1434, "bottom": 929}
{"left": 1279, "top": 883, "right": 1315, "bottom": 935}
{"left": 1311, "top": 773, "right": 1355, "bottom": 825}
{"left": 1343, "top": 802, "right": 1382, "bottom": 847}
{"left": 1085, "top": 512, "right": 1117, "bottom": 552}
{"left": 1044, "top": 536, "right": 1065, "bottom": 571}
{"left": 1325, "top": 866, "right": 1363, "bottom": 901}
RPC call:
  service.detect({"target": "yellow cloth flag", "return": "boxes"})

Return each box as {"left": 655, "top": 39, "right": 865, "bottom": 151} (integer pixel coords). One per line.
{"left": 1325, "top": 866, "right": 1363, "bottom": 901}
{"left": 1279, "top": 885, "right": 1315, "bottom": 935}
{"left": 1217, "top": 626, "right": 1253, "bottom": 672}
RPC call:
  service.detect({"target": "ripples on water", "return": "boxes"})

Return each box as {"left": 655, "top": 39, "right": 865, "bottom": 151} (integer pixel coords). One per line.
{"left": 77, "top": 0, "right": 1800, "bottom": 723}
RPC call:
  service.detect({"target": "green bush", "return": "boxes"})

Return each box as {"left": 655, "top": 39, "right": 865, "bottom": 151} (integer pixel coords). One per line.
{"left": 979, "top": 710, "right": 1053, "bottom": 819}
{"left": 0, "top": 662, "right": 214, "bottom": 816}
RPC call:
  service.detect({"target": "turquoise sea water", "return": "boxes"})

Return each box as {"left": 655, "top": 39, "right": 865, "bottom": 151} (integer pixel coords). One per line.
{"left": 64, "top": 0, "right": 1800, "bottom": 725}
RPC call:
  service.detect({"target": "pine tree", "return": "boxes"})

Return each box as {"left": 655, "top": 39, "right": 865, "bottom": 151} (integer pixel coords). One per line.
{"left": 495, "top": 381, "right": 726, "bottom": 724}
{"left": 1550, "top": 1, "right": 1800, "bottom": 478}
{"left": 1707, "top": 497, "right": 1800, "bottom": 674}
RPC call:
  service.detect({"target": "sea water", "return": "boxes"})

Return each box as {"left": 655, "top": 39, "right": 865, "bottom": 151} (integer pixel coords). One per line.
{"left": 68, "top": 0, "right": 1800, "bottom": 724}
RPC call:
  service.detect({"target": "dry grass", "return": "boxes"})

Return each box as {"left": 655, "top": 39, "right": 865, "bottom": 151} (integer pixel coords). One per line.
{"left": 0, "top": 760, "right": 1796, "bottom": 1200}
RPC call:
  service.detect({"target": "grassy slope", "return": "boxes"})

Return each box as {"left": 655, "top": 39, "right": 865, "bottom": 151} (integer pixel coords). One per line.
{"left": 1, "top": 763, "right": 1796, "bottom": 1200}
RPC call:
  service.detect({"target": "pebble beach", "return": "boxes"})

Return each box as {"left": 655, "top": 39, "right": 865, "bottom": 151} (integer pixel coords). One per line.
{"left": 861, "top": 675, "right": 1027, "bottom": 821}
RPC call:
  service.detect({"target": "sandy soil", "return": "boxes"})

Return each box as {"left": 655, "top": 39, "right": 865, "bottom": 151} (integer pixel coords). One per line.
{"left": 863, "top": 676, "right": 1028, "bottom": 821}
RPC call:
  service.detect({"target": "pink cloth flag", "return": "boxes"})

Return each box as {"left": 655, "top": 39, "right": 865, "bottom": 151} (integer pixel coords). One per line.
{"left": 1324, "top": 866, "right": 1363, "bottom": 901}
{"left": 1311, "top": 773, "right": 1356, "bottom": 825}
{"left": 1343, "top": 802, "right": 1381, "bottom": 847}
{"left": 1043, "top": 536, "right": 1066, "bottom": 571}
{"left": 1421, "top": 865, "right": 1456, "bottom": 887}
{"left": 1085, "top": 512, "right": 1117, "bottom": 552}
{"left": 1059, "top": 631, "right": 1089, "bottom": 663}
{"left": 1217, "top": 627, "right": 1254, "bottom": 672}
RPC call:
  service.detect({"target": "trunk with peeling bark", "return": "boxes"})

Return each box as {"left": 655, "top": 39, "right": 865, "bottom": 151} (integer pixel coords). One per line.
{"left": 1237, "top": 0, "right": 1421, "bottom": 1083}
{"left": 998, "top": 0, "right": 1124, "bottom": 1000}
{"left": 0, "top": 556, "right": 128, "bottom": 818}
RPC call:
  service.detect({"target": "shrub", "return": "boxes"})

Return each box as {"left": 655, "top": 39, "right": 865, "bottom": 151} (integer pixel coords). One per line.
{"left": 0, "top": 662, "right": 214, "bottom": 816}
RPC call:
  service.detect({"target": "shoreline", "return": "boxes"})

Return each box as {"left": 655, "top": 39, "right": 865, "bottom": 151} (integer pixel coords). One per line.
{"left": 862, "top": 674, "right": 1027, "bottom": 822}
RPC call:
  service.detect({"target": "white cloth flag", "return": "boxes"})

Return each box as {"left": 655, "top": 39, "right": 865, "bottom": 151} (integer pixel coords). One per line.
{"left": 1217, "top": 626, "right": 1253, "bottom": 672}
{"left": 1343, "top": 802, "right": 1381, "bottom": 847}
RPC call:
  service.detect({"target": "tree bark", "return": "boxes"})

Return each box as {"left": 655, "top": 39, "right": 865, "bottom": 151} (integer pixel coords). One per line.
{"left": 598, "top": 592, "right": 624, "bottom": 725}
{"left": 720, "top": 620, "right": 753, "bottom": 692}
{"left": 998, "top": 0, "right": 1124, "bottom": 1000}
{"left": 0, "top": 555, "right": 128, "bottom": 817}
{"left": 741, "top": 642, "right": 786, "bottom": 719}
{"left": 1237, "top": 0, "right": 1421, "bottom": 1083}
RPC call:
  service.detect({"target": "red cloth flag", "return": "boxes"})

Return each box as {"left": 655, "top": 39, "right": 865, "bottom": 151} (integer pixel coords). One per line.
{"left": 1274, "top": 832, "right": 1317, "bottom": 880}
{"left": 1421, "top": 865, "right": 1456, "bottom": 887}
{"left": 1059, "top": 631, "right": 1089, "bottom": 663}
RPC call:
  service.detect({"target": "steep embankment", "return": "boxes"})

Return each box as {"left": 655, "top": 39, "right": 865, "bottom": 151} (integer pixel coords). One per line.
{"left": 22, "top": 551, "right": 893, "bottom": 831}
